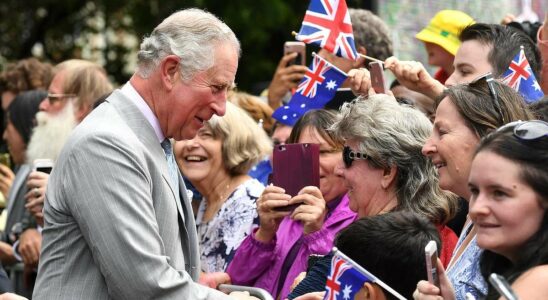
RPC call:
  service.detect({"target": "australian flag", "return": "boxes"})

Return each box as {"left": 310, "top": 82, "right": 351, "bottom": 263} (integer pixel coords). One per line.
{"left": 324, "top": 254, "right": 371, "bottom": 300}
{"left": 323, "top": 248, "right": 406, "bottom": 300}
{"left": 272, "top": 54, "right": 347, "bottom": 126}
{"left": 502, "top": 47, "right": 544, "bottom": 103}
{"left": 296, "top": 0, "right": 358, "bottom": 60}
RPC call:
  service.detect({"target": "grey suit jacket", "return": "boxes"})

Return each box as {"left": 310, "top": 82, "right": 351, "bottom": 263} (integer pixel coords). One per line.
{"left": 33, "top": 90, "right": 230, "bottom": 299}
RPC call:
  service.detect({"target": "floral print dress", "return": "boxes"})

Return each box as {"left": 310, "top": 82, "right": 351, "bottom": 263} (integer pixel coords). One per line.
{"left": 195, "top": 178, "right": 263, "bottom": 272}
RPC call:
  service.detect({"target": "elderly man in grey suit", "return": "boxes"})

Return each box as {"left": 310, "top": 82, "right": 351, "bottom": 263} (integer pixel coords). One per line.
{"left": 33, "top": 8, "right": 241, "bottom": 299}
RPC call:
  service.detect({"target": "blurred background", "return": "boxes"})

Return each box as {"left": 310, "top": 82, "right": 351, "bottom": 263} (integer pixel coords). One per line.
{"left": 0, "top": 0, "right": 545, "bottom": 93}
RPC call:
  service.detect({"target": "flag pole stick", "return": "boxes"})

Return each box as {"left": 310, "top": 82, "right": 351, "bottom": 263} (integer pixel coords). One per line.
{"left": 292, "top": 31, "right": 298, "bottom": 37}
{"left": 358, "top": 53, "right": 384, "bottom": 64}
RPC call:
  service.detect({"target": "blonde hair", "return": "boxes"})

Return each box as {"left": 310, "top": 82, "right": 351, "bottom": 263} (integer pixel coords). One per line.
{"left": 207, "top": 102, "right": 271, "bottom": 176}
{"left": 228, "top": 91, "right": 274, "bottom": 134}
{"left": 60, "top": 60, "right": 113, "bottom": 112}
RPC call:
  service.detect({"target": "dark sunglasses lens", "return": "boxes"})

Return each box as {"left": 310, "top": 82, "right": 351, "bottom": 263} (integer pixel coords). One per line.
{"left": 343, "top": 146, "right": 352, "bottom": 168}
{"left": 515, "top": 122, "right": 548, "bottom": 140}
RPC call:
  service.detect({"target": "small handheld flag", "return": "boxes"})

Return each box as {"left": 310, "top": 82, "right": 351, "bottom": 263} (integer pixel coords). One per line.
{"left": 323, "top": 248, "right": 406, "bottom": 300}
{"left": 272, "top": 53, "right": 348, "bottom": 126}
{"left": 295, "top": 0, "right": 358, "bottom": 60}
{"left": 501, "top": 46, "right": 544, "bottom": 103}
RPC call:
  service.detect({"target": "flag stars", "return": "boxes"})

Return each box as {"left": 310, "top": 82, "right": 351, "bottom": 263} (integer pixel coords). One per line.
{"left": 301, "top": 103, "right": 306, "bottom": 108}
{"left": 342, "top": 284, "right": 353, "bottom": 300}
{"left": 533, "top": 80, "right": 541, "bottom": 91}
{"left": 326, "top": 80, "right": 338, "bottom": 90}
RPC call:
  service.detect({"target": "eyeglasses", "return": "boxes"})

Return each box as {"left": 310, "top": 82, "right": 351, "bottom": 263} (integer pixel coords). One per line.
{"left": 469, "top": 73, "right": 507, "bottom": 124}
{"left": 498, "top": 120, "right": 548, "bottom": 140}
{"left": 342, "top": 146, "right": 369, "bottom": 168}
{"left": 47, "top": 93, "right": 77, "bottom": 105}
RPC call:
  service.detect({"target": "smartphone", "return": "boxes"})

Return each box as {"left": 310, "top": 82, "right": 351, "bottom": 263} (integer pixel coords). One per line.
{"left": 489, "top": 273, "right": 518, "bottom": 300}
{"left": 0, "top": 153, "right": 11, "bottom": 169}
{"left": 369, "top": 61, "right": 388, "bottom": 94}
{"left": 33, "top": 159, "right": 54, "bottom": 174}
{"left": 284, "top": 41, "right": 306, "bottom": 66}
{"left": 271, "top": 143, "right": 320, "bottom": 212}
{"left": 425, "top": 240, "right": 440, "bottom": 288}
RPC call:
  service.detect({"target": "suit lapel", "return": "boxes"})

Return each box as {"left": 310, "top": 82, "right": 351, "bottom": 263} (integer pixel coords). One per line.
{"left": 106, "top": 91, "right": 187, "bottom": 230}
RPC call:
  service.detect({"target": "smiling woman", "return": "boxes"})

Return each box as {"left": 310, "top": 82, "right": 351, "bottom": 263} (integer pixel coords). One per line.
{"left": 174, "top": 101, "right": 271, "bottom": 273}
{"left": 415, "top": 78, "right": 534, "bottom": 300}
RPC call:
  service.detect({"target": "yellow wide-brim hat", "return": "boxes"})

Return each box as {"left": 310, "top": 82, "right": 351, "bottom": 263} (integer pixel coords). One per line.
{"left": 416, "top": 10, "right": 475, "bottom": 56}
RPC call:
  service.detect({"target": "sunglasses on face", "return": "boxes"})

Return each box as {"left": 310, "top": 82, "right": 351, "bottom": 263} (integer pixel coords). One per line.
{"left": 498, "top": 120, "right": 548, "bottom": 140}
{"left": 469, "top": 73, "right": 507, "bottom": 124}
{"left": 47, "top": 93, "right": 77, "bottom": 105}
{"left": 342, "top": 146, "right": 369, "bottom": 168}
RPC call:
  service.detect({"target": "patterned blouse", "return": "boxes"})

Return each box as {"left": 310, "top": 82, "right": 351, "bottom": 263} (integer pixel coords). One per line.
{"left": 195, "top": 178, "right": 263, "bottom": 273}
{"left": 446, "top": 221, "right": 487, "bottom": 300}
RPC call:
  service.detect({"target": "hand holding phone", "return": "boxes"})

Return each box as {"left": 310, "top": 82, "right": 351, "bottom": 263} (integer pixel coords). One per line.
{"left": 284, "top": 41, "right": 306, "bottom": 66}
{"left": 369, "top": 61, "right": 388, "bottom": 94}
{"left": 425, "top": 240, "right": 440, "bottom": 288}
{"left": 271, "top": 143, "right": 320, "bottom": 212}
{"left": 33, "top": 159, "right": 54, "bottom": 174}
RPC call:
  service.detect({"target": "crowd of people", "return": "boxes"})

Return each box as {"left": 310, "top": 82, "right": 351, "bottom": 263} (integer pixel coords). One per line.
{"left": 0, "top": 5, "right": 546, "bottom": 300}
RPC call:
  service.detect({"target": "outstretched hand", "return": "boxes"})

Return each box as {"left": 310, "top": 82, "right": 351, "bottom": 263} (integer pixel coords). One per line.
{"left": 384, "top": 57, "right": 445, "bottom": 99}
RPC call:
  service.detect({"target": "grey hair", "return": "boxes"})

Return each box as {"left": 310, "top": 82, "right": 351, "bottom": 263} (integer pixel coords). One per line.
{"left": 349, "top": 9, "right": 393, "bottom": 61}
{"left": 136, "top": 8, "right": 241, "bottom": 80}
{"left": 331, "top": 95, "right": 457, "bottom": 224}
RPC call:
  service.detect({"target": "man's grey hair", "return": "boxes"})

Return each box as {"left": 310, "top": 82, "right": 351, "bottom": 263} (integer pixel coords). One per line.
{"left": 137, "top": 8, "right": 241, "bottom": 80}
{"left": 349, "top": 8, "right": 393, "bottom": 61}
{"left": 331, "top": 95, "right": 456, "bottom": 224}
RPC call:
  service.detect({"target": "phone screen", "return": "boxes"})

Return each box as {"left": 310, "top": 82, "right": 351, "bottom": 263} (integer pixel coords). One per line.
{"left": 36, "top": 166, "right": 53, "bottom": 174}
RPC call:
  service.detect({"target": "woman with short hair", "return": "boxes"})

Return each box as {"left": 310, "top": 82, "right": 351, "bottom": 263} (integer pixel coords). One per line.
{"left": 174, "top": 102, "right": 271, "bottom": 273}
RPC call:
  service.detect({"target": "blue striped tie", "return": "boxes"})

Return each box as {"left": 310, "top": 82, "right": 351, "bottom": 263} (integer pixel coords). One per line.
{"left": 161, "top": 139, "right": 180, "bottom": 204}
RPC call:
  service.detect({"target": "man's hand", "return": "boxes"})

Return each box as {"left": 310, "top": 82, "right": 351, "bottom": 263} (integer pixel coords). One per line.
{"left": 18, "top": 229, "right": 41, "bottom": 268}
{"left": 25, "top": 171, "right": 49, "bottom": 226}
{"left": 199, "top": 272, "right": 231, "bottom": 288}
{"left": 267, "top": 53, "right": 308, "bottom": 109}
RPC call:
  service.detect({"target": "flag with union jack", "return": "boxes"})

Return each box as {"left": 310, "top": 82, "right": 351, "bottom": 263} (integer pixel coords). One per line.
{"left": 324, "top": 254, "right": 369, "bottom": 300}
{"left": 296, "top": 0, "right": 358, "bottom": 60}
{"left": 501, "top": 47, "right": 544, "bottom": 103}
{"left": 323, "top": 248, "right": 406, "bottom": 300}
{"left": 272, "top": 54, "right": 347, "bottom": 126}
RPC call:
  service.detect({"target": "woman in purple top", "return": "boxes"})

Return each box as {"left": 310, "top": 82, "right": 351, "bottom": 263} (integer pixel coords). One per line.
{"left": 226, "top": 109, "right": 357, "bottom": 300}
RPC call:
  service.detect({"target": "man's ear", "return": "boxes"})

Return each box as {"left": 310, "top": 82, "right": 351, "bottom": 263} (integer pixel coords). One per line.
{"left": 160, "top": 55, "right": 181, "bottom": 90}
{"left": 352, "top": 46, "right": 367, "bottom": 68}
{"left": 362, "top": 282, "right": 386, "bottom": 300}
{"left": 380, "top": 165, "right": 398, "bottom": 189}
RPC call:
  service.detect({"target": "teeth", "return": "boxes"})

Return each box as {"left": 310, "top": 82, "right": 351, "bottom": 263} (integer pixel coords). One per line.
{"left": 186, "top": 156, "right": 205, "bottom": 162}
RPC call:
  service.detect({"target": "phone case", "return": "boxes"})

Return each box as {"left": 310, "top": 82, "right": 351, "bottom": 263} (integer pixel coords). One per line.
{"left": 369, "top": 62, "right": 388, "bottom": 94}
{"left": 272, "top": 143, "right": 320, "bottom": 197}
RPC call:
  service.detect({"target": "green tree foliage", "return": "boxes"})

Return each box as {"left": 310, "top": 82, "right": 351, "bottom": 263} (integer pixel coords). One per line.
{"left": 0, "top": 0, "right": 312, "bottom": 92}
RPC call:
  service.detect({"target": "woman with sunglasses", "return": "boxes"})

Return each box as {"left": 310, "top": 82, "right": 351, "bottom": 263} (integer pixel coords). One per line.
{"left": 226, "top": 109, "right": 357, "bottom": 300}
{"left": 414, "top": 75, "right": 534, "bottom": 299}
{"left": 288, "top": 95, "right": 458, "bottom": 299}
{"left": 415, "top": 120, "right": 548, "bottom": 299}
